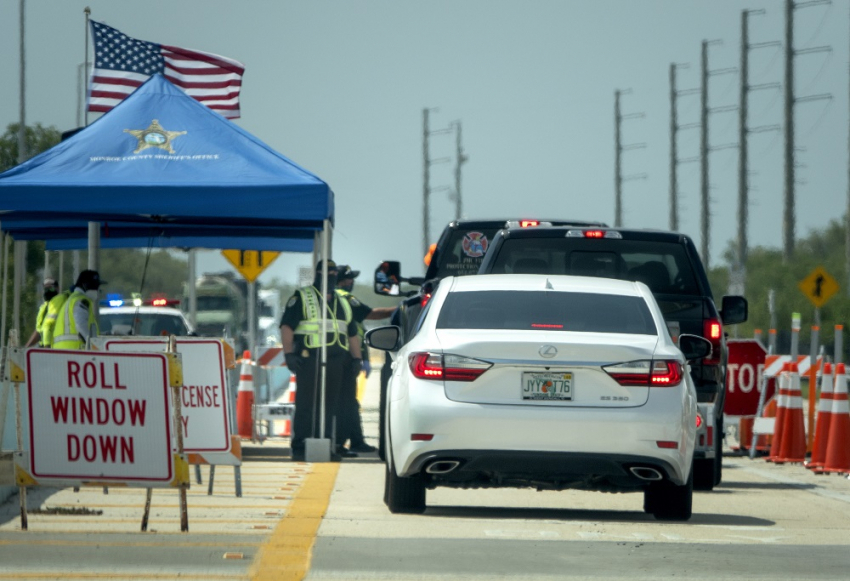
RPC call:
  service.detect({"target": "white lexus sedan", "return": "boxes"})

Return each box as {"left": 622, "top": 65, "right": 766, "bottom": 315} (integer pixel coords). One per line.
{"left": 365, "top": 274, "right": 709, "bottom": 521}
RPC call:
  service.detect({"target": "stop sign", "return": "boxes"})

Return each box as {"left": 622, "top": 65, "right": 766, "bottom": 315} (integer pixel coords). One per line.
{"left": 724, "top": 339, "right": 777, "bottom": 416}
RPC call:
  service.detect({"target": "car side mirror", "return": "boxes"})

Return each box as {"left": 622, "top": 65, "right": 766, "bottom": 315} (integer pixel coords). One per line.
{"left": 374, "top": 261, "right": 402, "bottom": 296}
{"left": 720, "top": 295, "right": 748, "bottom": 326}
{"left": 365, "top": 325, "right": 401, "bottom": 351}
{"left": 678, "top": 333, "right": 713, "bottom": 361}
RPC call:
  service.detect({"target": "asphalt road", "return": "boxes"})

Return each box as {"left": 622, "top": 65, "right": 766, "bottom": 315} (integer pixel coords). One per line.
{"left": 2, "top": 366, "right": 850, "bottom": 580}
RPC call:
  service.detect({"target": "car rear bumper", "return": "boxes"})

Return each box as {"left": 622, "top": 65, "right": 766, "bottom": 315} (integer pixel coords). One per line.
{"left": 405, "top": 449, "right": 687, "bottom": 490}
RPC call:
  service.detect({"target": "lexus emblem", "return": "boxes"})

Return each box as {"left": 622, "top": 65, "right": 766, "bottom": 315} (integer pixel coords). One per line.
{"left": 539, "top": 345, "right": 557, "bottom": 358}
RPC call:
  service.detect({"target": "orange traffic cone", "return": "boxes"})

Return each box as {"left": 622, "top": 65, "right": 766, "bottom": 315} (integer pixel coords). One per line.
{"left": 279, "top": 373, "right": 297, "bottom": 437}
{"left": 236, "top": 351, "right": 255, "bottom": 439}
{"left": 807, "top": 362, "right": 834, "bottom": 471}
{"left": 772, "top": 362, "right": 807, "bottom": 463}
{"left": 820, "top": 363, "right": 850, "bottom": 474}
{"left": 767, "top": 363, "right": 791, "bottom": 462}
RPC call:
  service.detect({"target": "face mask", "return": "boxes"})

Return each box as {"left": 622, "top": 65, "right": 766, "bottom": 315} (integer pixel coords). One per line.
{"left": 339, "top": 280, "right": 354, "bottom": 292}
{"left": 314, "top": 273, "right": 338, "bottom": 289}
{"left": 85, "top": 289, "right": 99, "bottom": 301}
{"left": 43, "top": 290, "right": 58, "bottom": 302}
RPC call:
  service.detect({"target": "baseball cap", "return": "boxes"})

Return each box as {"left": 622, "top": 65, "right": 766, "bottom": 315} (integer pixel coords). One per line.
{"left": 75, "top": 270, "right": 108, "bottom": 289}
{"left": 43, "top": 277, "right": 58, "bottom": 288}
{"left": 337, "top": 265, "right": 360, "bottom": 281}
{"left": 315, "top": 259, "right": 338, "bottom": 272}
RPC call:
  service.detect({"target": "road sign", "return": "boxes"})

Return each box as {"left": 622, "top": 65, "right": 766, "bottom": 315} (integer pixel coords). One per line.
{"left": 725, "top": 339, "right": 776, "bottom": 416}
{"left": 25, "top": 349, "right": 176, "bottom": 485}
{"left": 798, "top": 266, "right": 839, "bottom": 308}
{"left": 221, "top": 249, "right": 280, "bottom": 282}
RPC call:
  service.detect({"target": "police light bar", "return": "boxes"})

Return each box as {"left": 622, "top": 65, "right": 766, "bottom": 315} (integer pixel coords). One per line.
{"left": 146, "top": 298, "right": 180, "bottom": 307}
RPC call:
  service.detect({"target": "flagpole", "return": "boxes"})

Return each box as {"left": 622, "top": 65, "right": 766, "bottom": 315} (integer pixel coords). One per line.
{"left": 84, "top": 6, "right": 91, "bottom": 127}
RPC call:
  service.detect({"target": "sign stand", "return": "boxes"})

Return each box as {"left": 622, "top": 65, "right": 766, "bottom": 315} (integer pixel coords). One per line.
{"left": 9, "top": 331, "right": 27, "bottom": 530}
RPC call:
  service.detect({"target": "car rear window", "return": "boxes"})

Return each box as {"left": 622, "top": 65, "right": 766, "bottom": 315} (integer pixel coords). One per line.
{"left": 487, "top": 238, "right": 701, "bottom": 295}
{"left": 436, "top": 290, "right": 657, "bottom": 335}
{"left": 433, "top": 228, "right": 502, "bottom": 277}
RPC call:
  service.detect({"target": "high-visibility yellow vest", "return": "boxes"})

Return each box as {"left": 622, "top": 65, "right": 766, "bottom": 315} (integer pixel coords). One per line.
{"left": 52, "top": 292, "right": 98, "bottom": 350}
{"left": 336, "top": 289, "right": 369, "bottom": 359}
{"left": 293, "top": 286, "right": 353, "bottom": 350}
{"left": 42, "top": 290, "right": 70, "bottom": 348}
{"left": 34, "top": 302, "right": 49, "bottom": 346}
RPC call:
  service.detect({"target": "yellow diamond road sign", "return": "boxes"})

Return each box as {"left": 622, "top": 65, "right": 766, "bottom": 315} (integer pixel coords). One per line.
{"left": 798, "top": 266, "right": 839, "bottom": 308}
{"left": 221, "top": 250, "right": 280, "bottom": 283}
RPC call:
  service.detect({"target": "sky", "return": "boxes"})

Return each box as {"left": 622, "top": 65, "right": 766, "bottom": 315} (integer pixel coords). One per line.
{"left": 2, "top": 0, "right": 849, "bottom": 289}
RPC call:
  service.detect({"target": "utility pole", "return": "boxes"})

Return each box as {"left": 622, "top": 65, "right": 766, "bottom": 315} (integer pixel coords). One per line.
{"left": 699, "top": 40, "right": 737, "bottom": 269}
{"left": 738, "top": 9, "right": 782, "bottom": 271}
{"left": 669, "top": 63, "right": 700, "bottom": 232}
{"left": 784, "top": 0, "right": 832, "bottom": 261}
{"left": 614, "top": 89, "right": 646, "bottom": 228}
{"left": 17, "top": 0, "right": 26, "bottom": 165}
{"left": 452, "top": 120, "right": 469, "bottom": 221}
{"left": 422, "top": 108, "right": 452, "bottom": 256}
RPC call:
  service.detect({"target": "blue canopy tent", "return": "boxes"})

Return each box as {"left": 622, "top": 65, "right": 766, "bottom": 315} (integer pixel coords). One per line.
{"left": 0, "top": 74, "right": 339, "bottom": 460}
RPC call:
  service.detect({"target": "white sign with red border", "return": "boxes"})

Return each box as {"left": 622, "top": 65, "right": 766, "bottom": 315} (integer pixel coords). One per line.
{"left": 26, "top": 349, "right": 175, "bottom": 485}
{"left": 97, "top": 338, "right": 232, "bottom": 455}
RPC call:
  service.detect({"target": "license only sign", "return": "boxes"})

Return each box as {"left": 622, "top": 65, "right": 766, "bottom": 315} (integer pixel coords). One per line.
{"left": 26, "top": 349, "right": 174, "bottom": 484}
{"left": 102, "top": 338, "right": 231, "bottom": 453}
{"left": 725, "top": 339, "right": 777, "bottom": 416}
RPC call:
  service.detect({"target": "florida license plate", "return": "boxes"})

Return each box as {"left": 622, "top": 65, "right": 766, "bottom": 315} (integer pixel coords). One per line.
{"left": 522, "top": 372, "right": 573, "bottom": 401}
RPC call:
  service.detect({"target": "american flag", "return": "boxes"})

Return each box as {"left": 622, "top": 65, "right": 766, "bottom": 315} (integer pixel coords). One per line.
{"left": 88, "top": 20, "right": 245, "bottom": 119}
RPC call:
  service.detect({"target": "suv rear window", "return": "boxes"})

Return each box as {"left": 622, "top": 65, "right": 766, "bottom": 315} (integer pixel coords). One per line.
{"left": 487, "top": 238, "right": 701, "bottom": 296}
{"left": 433, "top": 228, "right": 502, "bottom": 277}
{"left": 436, "top": 290, "right": 657, "bottom": 335}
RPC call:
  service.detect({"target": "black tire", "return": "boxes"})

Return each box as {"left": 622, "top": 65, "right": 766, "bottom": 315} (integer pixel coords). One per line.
{"left": 714, "top": 416, "right": 724, "bottom": 486}
{"left": 646, "top": 465, "right": 693, "bottom": 521}
{"left": 384, "top": 455, "right": 426, "bottom": 514}
{"left": 693, "top": 458, "right": 715, "bottom": 491}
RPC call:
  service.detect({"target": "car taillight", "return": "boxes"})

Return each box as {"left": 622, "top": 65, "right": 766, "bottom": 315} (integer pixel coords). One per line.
{"left": 520, "top": 220, "right": 540, "bottom": 227}
{"left": 695, "top": 413, "right": 703, "bottom": 429}
{"left": 420, "top": 292, "right": 432, "bottom": 308}
{"left": 604, "top": 360, "right": 683, "bottom": 387}
{"left": 702, "top": 318, "right": 722, "bottom": 364}
{"left": 408, "top": 352, "right": 492, "bottom": 381}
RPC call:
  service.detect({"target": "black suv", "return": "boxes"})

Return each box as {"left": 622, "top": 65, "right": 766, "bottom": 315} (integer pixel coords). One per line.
{"left": 477, "top": 224, "right": 748, "bottom": 489}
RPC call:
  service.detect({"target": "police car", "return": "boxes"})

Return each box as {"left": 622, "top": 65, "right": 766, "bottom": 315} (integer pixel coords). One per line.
{"left": 99, "top": 296, "right": 196, "bottom": 337}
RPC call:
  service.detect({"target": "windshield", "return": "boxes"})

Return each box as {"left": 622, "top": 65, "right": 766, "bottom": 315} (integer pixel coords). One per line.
{"left": 488, "top": 238, "right": 701, "bottom": 296}
{"left": 436, "top": 290, "right": 657, "bottom": 335}
{"left": 100, "top": 312, "right": 190, "bottom": 336}
{"left": 197, "top": 296, "right": 234, "bottom": 310}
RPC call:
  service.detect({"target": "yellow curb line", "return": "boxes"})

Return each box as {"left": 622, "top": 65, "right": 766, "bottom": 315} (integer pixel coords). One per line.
{"left": 249, "top": 463, "right": 339, "bottom": 581}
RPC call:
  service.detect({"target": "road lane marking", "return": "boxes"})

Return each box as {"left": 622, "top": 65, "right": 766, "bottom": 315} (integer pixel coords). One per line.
{"left": 250, "top": 463, "right": 339, "bottom": 581}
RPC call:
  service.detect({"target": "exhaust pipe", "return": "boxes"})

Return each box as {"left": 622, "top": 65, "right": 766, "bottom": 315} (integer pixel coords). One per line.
{"left": 426, "top": 460, "right": 461, "bottom": 474}
{"left": 629, "top": 467, "right": 663, "bottom": 481}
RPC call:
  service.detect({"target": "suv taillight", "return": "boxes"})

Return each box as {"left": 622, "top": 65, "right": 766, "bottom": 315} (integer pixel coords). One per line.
{"left": 702, "top": 318, "right": 722, "bottom": 364}
{"left": 409, "top": 352, "right": 492, "bottom": 381}
{"left": 604, "top": 360, "right": 683, "bottom": 387}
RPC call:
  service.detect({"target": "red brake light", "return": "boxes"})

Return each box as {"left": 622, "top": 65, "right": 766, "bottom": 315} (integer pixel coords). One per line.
{"left": 531, "top": 323, "right": 564, "bottom": 329}
{"left": 650, "top": 361, "right": 683, "bottom": 386}
{"left": 420, "top": 292, "right": 432, "bottom": 308}
{"left": 702, "top": 318, "right": 722, "bottom": 364}
{"left": 695, "top": 413, "right": 703, "bottom": 429}
{"left": 520, "top": 220, "right": 540, "bottom": 228}
{"left": 408, "top": 352, "right": 491, "bottom": 381}
{"left": 584, "top": 230, "right": 604, "bottom": 238}
{"left": 604, "top": 360, "right": 683, "bottom": 387}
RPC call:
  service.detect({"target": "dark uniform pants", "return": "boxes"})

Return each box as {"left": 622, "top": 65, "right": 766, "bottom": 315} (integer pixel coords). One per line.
{"left": 341, "top": 355, "right": 365, "bottom": 446}
{"left": 291, "top": 349, "right": 347, "bottom": 453}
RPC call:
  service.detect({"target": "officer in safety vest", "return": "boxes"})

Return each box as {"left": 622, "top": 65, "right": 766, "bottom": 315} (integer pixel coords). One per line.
{"left": 24, "top": 278, "right": 60, "bottom": 348}
{"left": 280, "top": 260, "right": 362, "bottom": 461}
{"left": 52, "top": 270, "right": 107, "bottom": 350}
{"left": 335, "top": 265, "right": 396, "bottom": 454}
